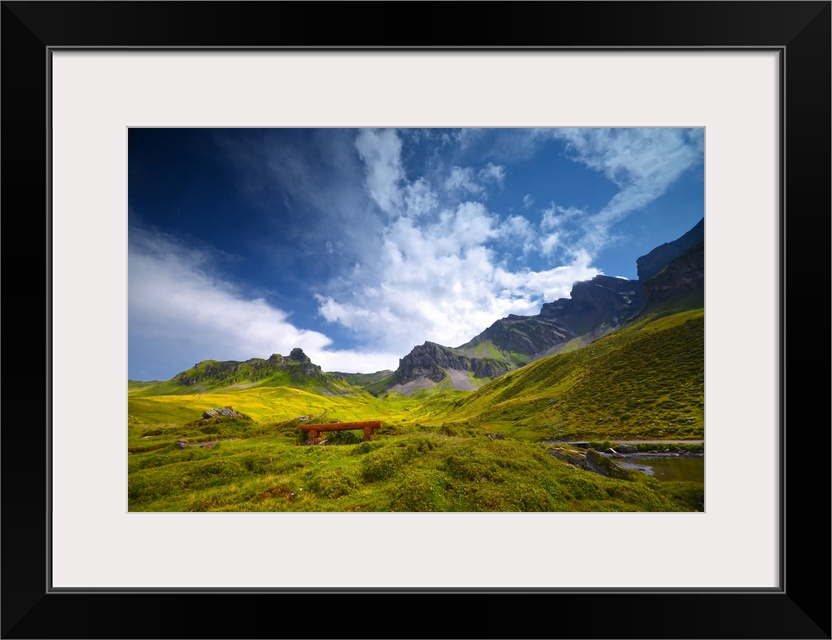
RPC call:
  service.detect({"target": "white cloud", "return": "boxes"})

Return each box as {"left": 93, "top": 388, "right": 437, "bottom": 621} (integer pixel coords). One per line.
{"left": 403, "top": 177, "right": 438, "bottom": 218}
{"left": 444, "top": 166, "right": 483, "bottom": 196}
{"left": 540, "top": 232, "right": 561, "bottom": 256}
{"left": 499, "top": 214, "right": 536, "bottom": 254}
{"left": 129, "top": 227, "right": 401, "bottom": 377}
{"left": 316, "top": 200, "right": 599, "bottom": 353}
{"left": 307, "top": 349, "right": 402, "bottom": 375}
{"left": 522, "top": 194, "right": 534, "bottom": 208}
{"left": 437, "top": 128, "right": 482, "bottom": 147}
{"left": 552, "top": 128, "right": 703, "bottom": 251}
{"left": 444, "top": 163, "right": 506, "bottom": 198}
{"left": 540, "top": 203, "right": 586, "bottom": 232}
{"left": 313, "top": 133, "right": 618, "bottom": 355}
{"left": 355, "top": 129, "right": 405, "bottom": 216}
{"left": 479, "top": 162, "right": 506, "bottom": 185}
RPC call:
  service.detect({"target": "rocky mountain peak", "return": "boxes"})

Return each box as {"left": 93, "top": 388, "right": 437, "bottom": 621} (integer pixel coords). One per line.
{"left": 545, "top": 274, "right": 644, "bottom": 319}
{"left": 288, "top": 347, "right": 311, "bottom": 363}
{"left": 394, "top": 341, "right": 512, "bottom": 386}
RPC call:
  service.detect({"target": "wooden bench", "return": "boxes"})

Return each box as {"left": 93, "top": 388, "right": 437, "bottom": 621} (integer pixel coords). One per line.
{"left": 299, "top": 421, "right": 383, "bottom": 445}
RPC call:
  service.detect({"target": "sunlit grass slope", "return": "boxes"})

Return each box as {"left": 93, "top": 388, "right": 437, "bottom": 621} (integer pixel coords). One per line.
{"left": 417, "top": 308, "right": 704, "bottom": 441}
{"left": 129, "top": 386, "right": 421, "bottom": 436}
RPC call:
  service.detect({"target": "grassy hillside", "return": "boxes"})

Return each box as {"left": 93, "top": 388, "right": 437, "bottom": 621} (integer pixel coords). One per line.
{"left": 333, "top": 370, "right": 395, "bottom": 388}
{"left": 128, "top": 307, "right": 704, "bottom": 512}
{"left": 132, "top": 350, "right": 353, "bottom": 397}
{"left": 129, "top": 385, "right": 422, "bottom": 433}
{"left": 129, "top": 419, "right": 702, "bottom": 512}
{"left": 419, "top": 308, "right": 704, "bottom": 441}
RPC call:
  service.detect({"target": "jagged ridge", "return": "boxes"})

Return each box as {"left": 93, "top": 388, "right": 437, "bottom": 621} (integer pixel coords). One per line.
{"left": 173, "top": 348, "right": 331, "bottom": 387}
{"left": 636, "top": 218, "right": 704, "bottom": 282}
{"left": 394, "top": 341, "right": 513, "bottom": 384}
{"left": 461, "top": 274, "right": 645, "bottom": 362}
{"left": 131, "top": 348, "right": 352, "bottom": 397}
{"left": 378, "top": 218, "right": 703, "bottom": 395}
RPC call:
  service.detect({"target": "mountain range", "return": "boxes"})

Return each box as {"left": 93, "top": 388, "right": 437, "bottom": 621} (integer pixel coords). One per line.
{"left": 134, "top": 218, "right": 704, "bottom": 397}
{"left": 370, "top": 217, "right": 704, "bottom": 395}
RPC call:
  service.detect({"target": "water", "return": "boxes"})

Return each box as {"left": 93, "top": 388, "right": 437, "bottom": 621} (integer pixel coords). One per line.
{"left": 614, "top": 456, "right": 704, "bottom": 483}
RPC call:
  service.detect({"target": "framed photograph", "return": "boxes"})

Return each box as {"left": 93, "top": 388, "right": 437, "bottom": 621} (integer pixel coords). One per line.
{"left": 3, "top": 2, "right": 829, "bottom": 638}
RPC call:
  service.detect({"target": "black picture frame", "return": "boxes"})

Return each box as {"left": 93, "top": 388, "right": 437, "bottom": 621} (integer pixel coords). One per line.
{"left": 2, "top": 2, "right": 829, "bottom": 638}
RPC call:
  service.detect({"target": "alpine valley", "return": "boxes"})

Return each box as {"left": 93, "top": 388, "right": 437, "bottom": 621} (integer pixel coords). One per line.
{"left": 129, "top": 219, "right": 705, "bottom": 512}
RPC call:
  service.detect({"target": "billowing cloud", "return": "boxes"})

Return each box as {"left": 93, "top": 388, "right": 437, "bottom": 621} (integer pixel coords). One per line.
{"left": 316, "top": 128, "right": 703, "bottom": 356}
{"left": 316, "top": 200, "right": 598, "bottom": 353}
{"left": 129, "top": 227, "right": 401, "bottom": 377}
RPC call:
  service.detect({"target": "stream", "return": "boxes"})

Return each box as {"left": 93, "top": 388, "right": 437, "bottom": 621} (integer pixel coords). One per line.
{"left": 613, "top": 455, "right": 704, "bottom": 483}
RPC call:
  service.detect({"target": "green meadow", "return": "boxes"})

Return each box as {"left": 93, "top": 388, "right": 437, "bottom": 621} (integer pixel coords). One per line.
{"left": 128, "top": 308, "right": 704, "bottom": 512}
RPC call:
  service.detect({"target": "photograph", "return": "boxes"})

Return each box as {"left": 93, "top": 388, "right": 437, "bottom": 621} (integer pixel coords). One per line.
{"left": 128, "top": 127, "right": 705, "bottom": 512}
{"left": 3, "top": 0, "right": 828, "bottom": 636}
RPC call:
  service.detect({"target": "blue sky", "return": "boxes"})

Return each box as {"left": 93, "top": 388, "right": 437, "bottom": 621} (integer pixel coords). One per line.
{"left": 129, "top": 128, "right": 704, "bottom": 380}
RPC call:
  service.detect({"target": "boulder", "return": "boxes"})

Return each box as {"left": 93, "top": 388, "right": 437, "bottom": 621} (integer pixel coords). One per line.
{"left": 202, "top": 406, "right": 244, "bottom": 419}
{"left": 616, "top": 444, "right": 638, "bottom": 454}
{"left": 584, "top": 449, "right": 634, "bottom": 480}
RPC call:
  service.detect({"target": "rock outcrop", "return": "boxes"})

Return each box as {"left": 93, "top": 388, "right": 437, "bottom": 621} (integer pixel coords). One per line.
{"left": 393, "top": 342, "right": 513, "bottom": 385}
{"left": 202, "top": 406, "right": 245, "bottom": 419}
{"left": 642, "top": 241, "right": 704, "bottom": 304}
{"left": 460, "top": 274, "right": 645, "bottom": 361}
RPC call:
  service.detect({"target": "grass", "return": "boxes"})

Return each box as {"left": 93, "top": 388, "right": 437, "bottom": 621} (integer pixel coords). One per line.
{"left": 128, "top": 306, "right": 704, "bottom": 512}
{"left": 420, "top": 308, "right": 704, "bottom": 441}
{"left": 128, "top": 422, "right": 702, "bottom": 512}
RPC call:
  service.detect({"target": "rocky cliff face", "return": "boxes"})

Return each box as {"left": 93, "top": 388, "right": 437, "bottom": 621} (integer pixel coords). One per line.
{"left": 394, "top": 341, "right": 513, "bottom": 385}
{"left": 384, "top": 220, "right": 704, "bottom": 392}
{"left": 544, "top": 274, "right": 646, "bottom": 335}
{"left": 642, "top": 241, "right": 704, "bottom": 303}
{"left": 466, "top": 313, "right": 570, "bottom": 358}
{"left": 462, "top": 275, "right": 645, "bottom": 360}
{"left": 385, "top": 275, "right": 646, "bottom": 393}
{"left": 636, "top": 218, "right": 704, "bottom": 282}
